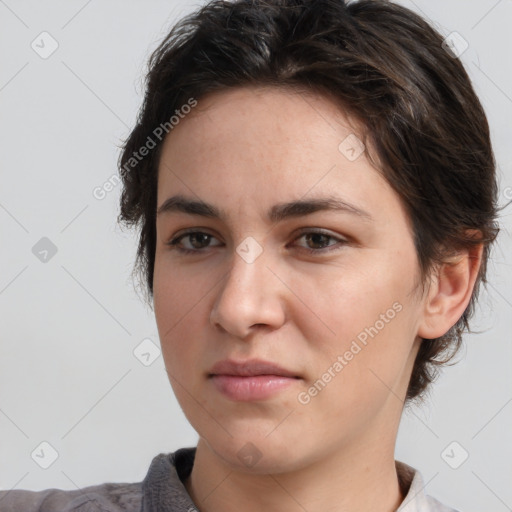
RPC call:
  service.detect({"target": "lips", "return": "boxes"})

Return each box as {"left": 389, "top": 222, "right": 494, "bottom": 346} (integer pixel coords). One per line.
{"left": 208, "top": 359, "right": 301, "bottom": 401}
{"left": 209, "top": 359, "right": 299, "bottom": 378}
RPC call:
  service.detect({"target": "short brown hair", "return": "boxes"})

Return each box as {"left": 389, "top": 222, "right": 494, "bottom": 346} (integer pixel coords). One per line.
{"left": 117, "top": 0, "right": 500, "bottom": 401}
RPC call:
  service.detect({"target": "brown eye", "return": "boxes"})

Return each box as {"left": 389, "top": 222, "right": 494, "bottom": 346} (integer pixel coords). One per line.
{"left": 293, "top": 230, "right": 348, "bottom": 254}
{"left": 167, "top": 231, "right": 222, "bottom": 254}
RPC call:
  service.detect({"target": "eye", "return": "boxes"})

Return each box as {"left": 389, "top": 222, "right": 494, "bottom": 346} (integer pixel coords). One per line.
{"left": 292, "top": 229, "right": 348, "bottom": 254}
{"left": 166, "top": 230, "right": 222, "bottom": 254}
{"left": 166, "top": 229, "right": 348, "bottom": 255}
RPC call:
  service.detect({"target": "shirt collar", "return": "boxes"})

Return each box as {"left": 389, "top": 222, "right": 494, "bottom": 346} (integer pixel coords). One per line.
{"left": 396, "top": 460, "right": 430, "bottom": 511}
{"left": 141, "top": 448, "right": 447, "bottom": 512}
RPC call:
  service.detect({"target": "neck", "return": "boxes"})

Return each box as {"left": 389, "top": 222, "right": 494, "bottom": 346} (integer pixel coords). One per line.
{"left": 184, "top": 435, "right": 405, "bottom": 512}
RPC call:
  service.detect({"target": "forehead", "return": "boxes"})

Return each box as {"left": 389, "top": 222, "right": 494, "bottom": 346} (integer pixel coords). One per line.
{"left": 155, "top": 85, "right": 403, "bottom": 228}
{"left": 161, "top": 85, "right": 364, "bottom": 154}
{"left": 158, "top": 87, "right": 367, "bottom": 175}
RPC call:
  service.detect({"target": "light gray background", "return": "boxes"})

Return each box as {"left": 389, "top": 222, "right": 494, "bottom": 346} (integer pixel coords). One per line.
{"left": 1, "top": 0, "right": 511, "bottom": 510}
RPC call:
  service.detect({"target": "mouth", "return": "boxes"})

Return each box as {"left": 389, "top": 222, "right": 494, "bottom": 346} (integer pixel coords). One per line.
{"left": 208, "top": 359, "right": 301, "bottom": 401}
{"left": 209, "top": 358, "right": 300, "bottom": 378}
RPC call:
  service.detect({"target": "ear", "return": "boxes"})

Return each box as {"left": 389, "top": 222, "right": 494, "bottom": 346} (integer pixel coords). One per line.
{"left": 417, "top": 236, "right": 484, "bottom": 340}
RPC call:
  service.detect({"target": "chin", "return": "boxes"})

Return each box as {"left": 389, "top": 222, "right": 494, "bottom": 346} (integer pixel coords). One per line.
{"left": 202, "top": 428, "right": 314, "bottom": 475}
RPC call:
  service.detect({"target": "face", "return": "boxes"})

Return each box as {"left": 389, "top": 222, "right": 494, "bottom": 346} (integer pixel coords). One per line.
{"left": 153, "top": 86, "right": 425, "bottom": 473}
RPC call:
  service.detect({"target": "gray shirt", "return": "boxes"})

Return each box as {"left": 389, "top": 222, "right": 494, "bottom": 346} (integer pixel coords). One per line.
{"left": 0, "top": 447, "right": 459, "bottom": 511}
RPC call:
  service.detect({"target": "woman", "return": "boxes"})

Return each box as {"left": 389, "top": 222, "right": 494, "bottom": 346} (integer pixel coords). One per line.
{"left": 0, "top": 0, "right": 500, "bottom": 510}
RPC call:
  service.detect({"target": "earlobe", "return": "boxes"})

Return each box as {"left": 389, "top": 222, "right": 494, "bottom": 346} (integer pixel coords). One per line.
{"left": 417, "top": 241, "right": 484, "bottom": 340}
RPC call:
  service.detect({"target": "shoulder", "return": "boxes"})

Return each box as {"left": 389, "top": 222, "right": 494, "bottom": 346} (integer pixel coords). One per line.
{"left": 0, "top": 481, "right": 143, "bottom": 512}
{"left": 396, "top": 461, "right": 462, "bottom": 512}
{"left": 424, "top": 494, "right": 461, "bottom": 512}
{"left": 0, "top": 449, "right": 196, "bottom": 512}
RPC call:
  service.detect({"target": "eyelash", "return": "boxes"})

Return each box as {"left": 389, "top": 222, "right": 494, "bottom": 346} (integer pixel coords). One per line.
{"left": 166, "top": 229, "right": 348, "bottom": 255}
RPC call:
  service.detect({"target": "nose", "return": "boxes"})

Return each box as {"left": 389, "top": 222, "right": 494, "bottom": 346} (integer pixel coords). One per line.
{"left": 209, "top": 241, "right": 286, "bottom": 338}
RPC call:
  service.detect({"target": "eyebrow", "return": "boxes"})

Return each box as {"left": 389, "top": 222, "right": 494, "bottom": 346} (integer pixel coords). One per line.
{"left": 156, "top": 194, "right": 373, "bottom": 223}
{"left": 157, "top": 195, "right": 373, "bottom": 222}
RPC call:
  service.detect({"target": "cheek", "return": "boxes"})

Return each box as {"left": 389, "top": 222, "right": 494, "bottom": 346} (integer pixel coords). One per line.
{"left": 153, "top": 253, "right": 210, "bottom": 326}
{"left": 285, "top": 252, "right": 419, "bottom": 389}
{"left": 153, "top": 262, "right": 205, "bottom": 369}
{"left": 289, "top": 258, "right": 409, "bottom": 341}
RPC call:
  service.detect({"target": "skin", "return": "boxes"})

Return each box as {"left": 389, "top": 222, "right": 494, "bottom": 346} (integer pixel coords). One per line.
{"left": 152, "top": 86, "right": 483, "bottom": 512}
